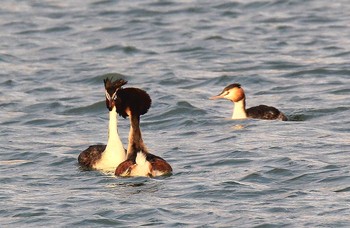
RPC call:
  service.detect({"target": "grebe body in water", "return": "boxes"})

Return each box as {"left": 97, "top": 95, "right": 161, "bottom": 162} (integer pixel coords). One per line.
{"left": 114, "top": 87, "right": 172, "bottom": 177}
{"left": 78, "top": 78, "right": 127, "bottom": 172}
{"left": 211, "top": 83, "right": 288, "bottom": 121}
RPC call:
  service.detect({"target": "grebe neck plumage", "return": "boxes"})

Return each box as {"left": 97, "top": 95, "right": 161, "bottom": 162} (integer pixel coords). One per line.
{"left": 78, "top": 78, "right": 127, "bottom": 172}
{"left": 92, "top": 105, "right": 125, "bottom": 171}
{"left": 126, "top": 113, "right": 146, "bottom": 157}
{"left": 119, "top": 112, "right": 152, "bottom": 177}
{"left": 232, "top": 98, "right": 248, "bottom": 119}
{"left": 211, "top": 83, "right": 288, "bottom": 121}
{"left": 115, "top": 87, "right": 172, "bottom": 177}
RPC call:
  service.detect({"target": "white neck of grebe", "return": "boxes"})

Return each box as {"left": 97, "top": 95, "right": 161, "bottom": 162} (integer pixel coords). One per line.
{"left": 232, "top": 99, "right": 248, "bottom": 119}
{"left": 94, "top": 106, "right": 125, "bottom": 171}
{"left": 105, "top": 106, "right": 120, "bottom": 150}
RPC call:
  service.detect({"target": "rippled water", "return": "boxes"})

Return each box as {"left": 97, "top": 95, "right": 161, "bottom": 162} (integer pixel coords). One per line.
{"left": 1, "top": 0, "right": 350, "bottom": 227}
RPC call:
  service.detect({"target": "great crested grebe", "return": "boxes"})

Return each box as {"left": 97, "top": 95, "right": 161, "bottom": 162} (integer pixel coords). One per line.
{"left": 114, "top": 87, "right": 172, "bottom": 177}
{"left": 78, "top": 78, "right": 127, "bottom": 172}
{"left": 211, "top": 83, "right": 288, "bottom": 121}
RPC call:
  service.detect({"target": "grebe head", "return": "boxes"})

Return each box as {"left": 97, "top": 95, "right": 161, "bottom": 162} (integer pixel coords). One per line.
{"left": 116, "top": 87, "right": 152, "bottom": 118}
{"left": 104, "top": 78, "right": 128, "bottom": 111}
{"left": 210, "top": 83, "right": 245, "bottom": 102}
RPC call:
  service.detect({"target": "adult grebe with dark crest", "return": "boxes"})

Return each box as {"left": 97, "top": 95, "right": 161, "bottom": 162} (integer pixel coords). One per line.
{"left": 114, "top": 86, "right": 172, "bottom": 177}
{"left": 78, "top": 78, "right": 127, "bottom": 172}
{"left": 211, "top": 83, "right": 288, "bottom": 121}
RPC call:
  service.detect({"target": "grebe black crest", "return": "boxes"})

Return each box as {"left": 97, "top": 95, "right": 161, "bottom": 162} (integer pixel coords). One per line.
{"left": 211, "top": 83, "right": 288, "bottom": 121}
{"left": 115, "top": 87, "right": 152, "bottom": 118}
{"left": 104, "top": 78, "right": 127, "bottom": 111}
{"left": 114, "top": 87, "right": 172, "bottom": 177}
{"left": 78, "top": 78, "right": 127, "bottom": 172}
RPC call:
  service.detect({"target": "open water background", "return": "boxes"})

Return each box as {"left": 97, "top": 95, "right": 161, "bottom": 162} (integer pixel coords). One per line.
{"left": 1, "top": 0, "right": 350, "bottom": 227}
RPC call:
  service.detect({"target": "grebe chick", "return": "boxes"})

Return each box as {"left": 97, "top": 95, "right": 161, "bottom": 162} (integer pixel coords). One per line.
{"left": 115, "top": 87, "right": 172, "bottom": 177}
{"left": 210, "top": 83, "right": 288, "bottom": 121}
{"left": 78, "top": 78, "right": 127, "bottom": 172}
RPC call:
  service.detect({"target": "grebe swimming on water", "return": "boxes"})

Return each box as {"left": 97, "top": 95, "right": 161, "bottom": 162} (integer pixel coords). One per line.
{"left": 211, "top": 83, "right": 288, "bottom": 121}
{"left": 114, "top": 87, "right": 172, "bottom": 177}
{"left": 78, "top": 78, "right": 127, "bottom": 172}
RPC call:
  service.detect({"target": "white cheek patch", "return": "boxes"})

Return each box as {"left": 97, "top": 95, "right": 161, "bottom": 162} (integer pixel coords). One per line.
{"left": 111, "top": 91, "right": 117, "bottom": 100}
{"left": 105, "top": 90, "right": 111, "bottom": 100}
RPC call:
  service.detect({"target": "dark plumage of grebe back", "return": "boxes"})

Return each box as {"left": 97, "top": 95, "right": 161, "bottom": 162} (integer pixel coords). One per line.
{"left": 211, "top": 83, "right": 288, "bottom": 121}
{"left": 78, "top": 78, "right": 127, "bottom": 171}
{"left": 114, "top": 87, "right": 172, "bottom": 177}
{"left": 246, "top": 105, "right": 287, "bottom": 120}
{"left": 78, "top": 145, "right": 106, "bottom": 169}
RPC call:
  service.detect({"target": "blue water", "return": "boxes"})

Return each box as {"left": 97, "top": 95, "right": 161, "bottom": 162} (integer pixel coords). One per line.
{"left": 1, "top": 0, "right": 350, "bottom": 227}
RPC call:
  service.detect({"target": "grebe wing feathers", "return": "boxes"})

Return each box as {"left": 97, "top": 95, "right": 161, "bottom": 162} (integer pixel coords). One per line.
{"left": 115, "top": 153, "right": 172, "bottom": 177}
{"left": 247, "top": 105, "right": 288, "bottom": 121}
{"left": 78, "top": 145, "right": 106, "bottom": 169}
{"left": 115, "top": 159, "right": 134, "bottom": 176}
{"left": 146, "top": 153, "right": 173, "bottom": 174}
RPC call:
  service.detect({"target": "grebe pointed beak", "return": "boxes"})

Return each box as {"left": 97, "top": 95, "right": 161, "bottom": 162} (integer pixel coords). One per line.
{"left": 210, "top": 94, "right": 224, "bottom": 100}
{"left": 106, "top": 98, "right": 116, "bottom": 111}
{"left": 109, "top": 101, "right": 115, "bottom": 111}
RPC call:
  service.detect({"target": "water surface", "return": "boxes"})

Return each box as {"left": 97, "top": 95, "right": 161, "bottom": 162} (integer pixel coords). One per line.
{"left": 1, "top": 0, "right": 350, "bottom": 227}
